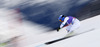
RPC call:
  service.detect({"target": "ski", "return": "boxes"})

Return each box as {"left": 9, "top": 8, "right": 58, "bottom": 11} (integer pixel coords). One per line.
{"left": 45, "top": 28, "right": 94, "bottom": 45}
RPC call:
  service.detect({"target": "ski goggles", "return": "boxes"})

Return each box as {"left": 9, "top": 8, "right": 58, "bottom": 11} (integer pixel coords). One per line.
{"left": 59, "top": 17, "right": 65, "bottom": 22}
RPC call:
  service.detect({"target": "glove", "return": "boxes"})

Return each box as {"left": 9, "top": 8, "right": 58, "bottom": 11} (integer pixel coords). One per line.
{"left": 57, "top": 27, "right": 60, "bottom": 32}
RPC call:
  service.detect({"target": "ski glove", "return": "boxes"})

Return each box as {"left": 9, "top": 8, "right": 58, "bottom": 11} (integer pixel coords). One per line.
{"left": 57, "top": 27, "right": 60, "bottom": 32}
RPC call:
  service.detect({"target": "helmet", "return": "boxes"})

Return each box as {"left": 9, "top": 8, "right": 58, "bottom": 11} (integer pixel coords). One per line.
{"left": 58, "top": 15, "right": 65, "bottom": 22}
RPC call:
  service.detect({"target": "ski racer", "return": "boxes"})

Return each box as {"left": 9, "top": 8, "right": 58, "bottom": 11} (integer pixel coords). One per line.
{"left": 57, "top": 15, "right": 80, "bottom": 35}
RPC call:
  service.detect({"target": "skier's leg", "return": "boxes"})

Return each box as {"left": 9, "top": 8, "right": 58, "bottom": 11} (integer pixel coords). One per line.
{"left": 67, "top": 19, "right": 80, "bottom": 37}
{"left": 65, "top": 24, "right": 72, "bottom": 33}
{"left": 70, "top": 19, "right": 80, "bottom": 32}
{"left": 64, "top": 19, "right": 80, "bottom": 37}
{"left": 64, "top": 24, "right": 74, "bottom": 37}
{"left": 64, "top": 30, "right": 74, "bottom": 37}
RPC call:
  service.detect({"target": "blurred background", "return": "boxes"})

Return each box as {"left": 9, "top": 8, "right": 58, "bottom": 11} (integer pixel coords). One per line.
{"left": 0, "top": 0, "right": 100, "bottom": 47}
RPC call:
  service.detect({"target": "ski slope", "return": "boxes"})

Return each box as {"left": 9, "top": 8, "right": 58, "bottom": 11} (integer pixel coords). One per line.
{"left": 42, "top": 28, "right": 100, "bottom": 47}
{"left": 27, "top": 15, "right": 100, "bottom": 47}
{"left": 0, "top": 9, "right": 100, "bottom": 47}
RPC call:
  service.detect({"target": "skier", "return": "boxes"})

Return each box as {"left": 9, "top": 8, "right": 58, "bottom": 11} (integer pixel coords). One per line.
{"left": 57, "top": 15, "right": 80, "bottom": 36}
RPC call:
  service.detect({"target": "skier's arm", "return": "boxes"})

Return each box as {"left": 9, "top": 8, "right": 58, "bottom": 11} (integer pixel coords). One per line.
{"left": 57, "top": 17, "right": 69, "bottom": 32}
{"left": 60, "top": 17, "right": 69, "bottom": 28}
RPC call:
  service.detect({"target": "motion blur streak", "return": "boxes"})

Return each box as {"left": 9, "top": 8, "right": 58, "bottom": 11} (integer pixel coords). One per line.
{"left": 0, "top": 8, "right": 51, "bottom": 47}
{"left": 0, "top": 0, "right": 100, "bottom": 47}
{"left": 0, "top": 8, "right": 23, "bottom": 47}
{"left": 0, "top": 0, "right": 92, "bottom": 30}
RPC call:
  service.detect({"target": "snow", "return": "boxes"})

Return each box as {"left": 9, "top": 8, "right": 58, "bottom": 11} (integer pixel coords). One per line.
{"left": 43, "top": 28, "right": 100, "bottom": 47}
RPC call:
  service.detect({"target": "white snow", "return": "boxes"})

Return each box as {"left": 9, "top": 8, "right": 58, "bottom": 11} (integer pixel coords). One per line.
{"left": 43, "top": 28, "right": 100, "bottom": 47}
